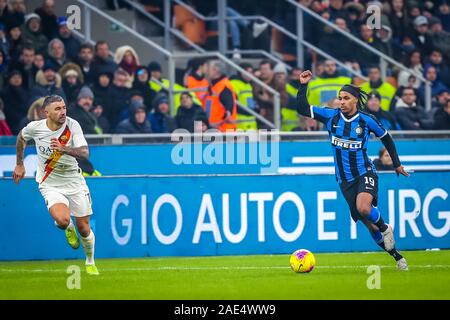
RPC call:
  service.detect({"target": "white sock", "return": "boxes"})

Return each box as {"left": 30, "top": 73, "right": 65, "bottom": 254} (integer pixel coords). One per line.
{"left": 80, "top": 229, "right": 95, "bottom": 265}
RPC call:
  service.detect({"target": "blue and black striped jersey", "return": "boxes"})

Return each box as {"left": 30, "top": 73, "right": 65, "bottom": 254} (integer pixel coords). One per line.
{"left": 310, "top": 105, "right": 388, "bottom": 183}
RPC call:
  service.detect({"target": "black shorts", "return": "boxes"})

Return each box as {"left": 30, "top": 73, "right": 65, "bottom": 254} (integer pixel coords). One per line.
{"left": 339, "top": 171, "right": 378, "bottom": 222}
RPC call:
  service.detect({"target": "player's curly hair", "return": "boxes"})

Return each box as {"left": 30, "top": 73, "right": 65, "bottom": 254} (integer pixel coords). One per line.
{"left": 340, "top": 84, "right": 369, "bottom": 110}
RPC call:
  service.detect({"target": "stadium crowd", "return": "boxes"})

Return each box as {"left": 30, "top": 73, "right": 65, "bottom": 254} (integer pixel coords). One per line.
{"left": 0, "top": 0, "right": 449, "bottom": 136}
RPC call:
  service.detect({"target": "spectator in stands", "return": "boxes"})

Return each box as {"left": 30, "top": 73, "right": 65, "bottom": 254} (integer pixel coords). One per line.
{"left": 57, "top": 16, "right": 81, "bottom": 61}
{"left": 91, "top": 70, "right": 112, "bottom": 110}
{"left": 374, "top": 16, "right": 394, "bottom": 59}
{"left": 395, "top": 87, "right": 433, "bottom": 130}
{"left": 6, "top": 21, "right": 23, "bottom": 61}
{"left": 253, "top": 60, "right": 275, "bottom": 128}
{"left": 328, "top": 0, "right": 346, "bottom": 20}
{"left": 90, "top": 41, "right": 118, "bottom": 80}
{"left": 114, "top": 45, "right": 140, "bottom": 88}
{"left": 433, "top": 89, "right": 450, "bottom": 109}
{"left": 74, "top": 44, "right": 95, "bottom": 85}
{"left": 287, "top": 67, "right": 302, "bottom": 93}
{"left": 318, "top": 17, "right": 356, "bottom": 63}
{"left": 361, "top": 66, "right": 396, "bottom": 112}
{"left": 132, "top": 66, "right": 156, "bottom": 113}
{"left": 0, "top": 0, "right": 25, "bottom": 29}
{"left": 91, "top": 104, "right": 110, "bottom": 134}
{"left": 366, "top": 91, "right": 400, "bottom": 131}
{"left": 46, "top": 38, "right": 67, "bottom": 71}
{"left": 105, "top": 68, "right": 130, "bottom": 130}
{"left": 116, "top": 100, "right": 152, "bottom": 134}
{"left": 373, "top": 147, "right": 395, "bottom": 171}
{"left": 230, "top": 62, "right": 257, "bottom": 131}
{"left": 418, "top": 65, "right": 449, "bottom": 105}
{"left": 357, "top": 24, "right": 382, "bottom": 71}
{"left": 437, "top": 0, "right": 450, "bottom": 32}
{"left": 428, "top": 17, "right": 450, "bottom": 63}
{"left": 411, "top": 15, "right": 435, "bottom": 56}
{"left": 34, "top": 0, "right": 57, "bottom": 40}
{"left": 433, "top": 97, "right": 450, "bottom": 129}
{"left": 397, "top": 50, "right": 423, "bottom": 89}
{"left": 425, "top": 49, "right": 450, "bottom": 88}
{"left": 0, "top": 48, "right": 7, "bottom": 89}
{"left": 30, "top": 62, "right": 66, "bottom": 103}
{"left": 307, "top": 59, "right": 351, "bottom": 106}
{"left": 185, "top": 58, "right": 209, "bottom": 105}
{"left": 59, "top": 63, "right": 84, "bottom": 105}
{"left": 273, "top": 63, "right": 296, "bottom": 131}
{"left": 175, "top": 91, "right": 207, "bottom": 133}
{"left": 148, "top": 93, "right": 176, "bottom": 133}
{"left": 68, "top": 86, "right": 100, "bottom": 135}
{"left": 343, "top": 2, "right": 366, "bottom": 37}
{"left": 0, "top": 97, "right": 11, "bottom": 135}
{"left": 388, "top": 0, "right": 410, "bottom": 42}
{"left": 0, "top": 23, "right": 9, "bottom": 60}
{"left": 1, "top": 69, "right": 28, "bottom": 134}
{"left": 22, "top": 13, "right": 48, "bottom": 55}
{"left": 18, "top": 96, "right": 45, "bottom": 130}
{"left": 33, "top": 52, "right": 44, "bottom": 73}
{"left": 9, "top": 45, "right": 35, "bottom": 90}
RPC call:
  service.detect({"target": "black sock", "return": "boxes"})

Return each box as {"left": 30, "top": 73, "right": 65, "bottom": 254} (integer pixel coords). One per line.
{"left": 375, "top": 216, "right": 388, "bottom": 232}
{"left": 377, "top": 242, "right": 403, "bottom": 261}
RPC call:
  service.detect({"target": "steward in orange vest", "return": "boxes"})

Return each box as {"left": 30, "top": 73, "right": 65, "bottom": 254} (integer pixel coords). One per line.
{"left": 185, "top": 58, "right": 209, "bottom": 105}
{"left": 204, "top": 62, "right": 237, "bottom": 132}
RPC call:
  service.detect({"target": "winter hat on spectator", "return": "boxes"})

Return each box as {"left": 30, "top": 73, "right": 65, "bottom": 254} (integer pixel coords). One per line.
{"left": 25, "top": 13, "right": 41, "bottom": 24}
{"left": 43, "top": 62, "right": 57, "bottom": 72}
{"left": 273, "top": 63, "right": 287, "bottom": 75}
{"left": 57, "top": 17, "right": 68, "bottom": 26}
{"left": 64, "top": 69, "right": 78, "bottom": 78}
{"left": 147, "top": 61, "right": 162, "bottom": 73}
{"left": 368, "top": 91, "right": 381, "bottom": 101}
{"left": 429, "top": 16, "right": 442, "bottom": 27}
{"left": 414, "top": 16, "right": 428, "bottom": 26}
{"left": 77, "top": 86, "right": 94, "bottom": 100}
{"left": 130, "top": 99, "right": 146, "bottom": 112}
{"left": 8, "top": 69, "right": 22, "bottom": 79}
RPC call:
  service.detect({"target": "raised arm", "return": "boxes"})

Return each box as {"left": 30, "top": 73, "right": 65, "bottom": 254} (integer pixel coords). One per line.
{"left": 13, "top": 131, "right": 27, "bottom": 184}
{"left": 296, "top": 70, "right": 313, "bottom": 117}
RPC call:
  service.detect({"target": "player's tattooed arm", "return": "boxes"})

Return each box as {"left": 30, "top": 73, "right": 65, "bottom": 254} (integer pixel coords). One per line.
{"left": 13, "top": 131, "right": 27, "bottom": 184}
{"left": 15, "top": 131, "right": 27, "bottom": 165}
{"left": 50, "top": 138, "right": 89, "bottom": 160}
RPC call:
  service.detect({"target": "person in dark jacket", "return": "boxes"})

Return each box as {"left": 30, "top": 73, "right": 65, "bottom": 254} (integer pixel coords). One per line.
{"left": 132, "top": 66, "right": 156, "bottom": 112}
{"left": 22, "top": 13, "right": 48, "bottom": 55}
{"left": 91, "top": 70, "right": 112, "bottom": 108}
{"left": 394, "top": 87, "right": 433, "bottom": 130}
{"left": 1, "top": 69, "right": 29, "bottom": 134}
{"left": 105, "top": 68, "right": 131, "bottom": 130}
{"left": 57, "top": 16, "right": 81, "bottom": 61}
{"left": 373, "top": 147, "right": 395, "bottom": 171}
{"left": 148, "top": 93, "right": 176, "bottom": 133}
{"left": 90, "top": 41, "right": 118, "bottom": 80}
{"left": 115, "top": 100, "right": 152, "bottom": 134}
{"left": 59, "top": 63, "right": 84, "bottom": 105}
{"left": 175, "top": 92, "right": 207, "bottom": 132}
{"left": 366, "top": 91, "right": 400, "bottom": 131}
{"left": 67, "top": 86, "right": 100, "bottom": 134}
{"left": 433, "top": 99, "right": 450, "bottom": 130}
{"left": 34, "top": 0, "right": 58, "bottom": 40}
{"left": 29, "top": 62, "right": 66, "bottom": 103}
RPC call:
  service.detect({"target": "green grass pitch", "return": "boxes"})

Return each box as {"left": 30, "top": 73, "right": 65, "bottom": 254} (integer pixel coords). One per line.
{"left": 1, "top": 250, "right": 449, "bottom": 299}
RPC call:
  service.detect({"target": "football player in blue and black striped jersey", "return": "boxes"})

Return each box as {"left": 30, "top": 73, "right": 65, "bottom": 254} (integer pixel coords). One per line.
{"left": 297, "top": 70, "right": 410, "bottom": 270}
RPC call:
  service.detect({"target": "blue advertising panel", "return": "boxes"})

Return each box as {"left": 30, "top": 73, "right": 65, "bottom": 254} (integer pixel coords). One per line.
{"left": 1, "top": 172, "right": 449, "bottom": 260}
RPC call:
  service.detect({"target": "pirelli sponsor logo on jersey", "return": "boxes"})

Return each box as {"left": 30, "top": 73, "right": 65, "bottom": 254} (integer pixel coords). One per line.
{"left": 331, "top": 136, "right": 362, "bottom": 149}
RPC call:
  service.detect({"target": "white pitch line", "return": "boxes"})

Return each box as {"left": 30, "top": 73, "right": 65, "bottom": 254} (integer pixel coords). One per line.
{"left": 1, "top": 265, "right": 450, "bottom": 273}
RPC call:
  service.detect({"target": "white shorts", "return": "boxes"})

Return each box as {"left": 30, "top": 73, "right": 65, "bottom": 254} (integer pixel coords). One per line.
{"left": 39, "top": 182, "right": 93, "bottom": 217}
